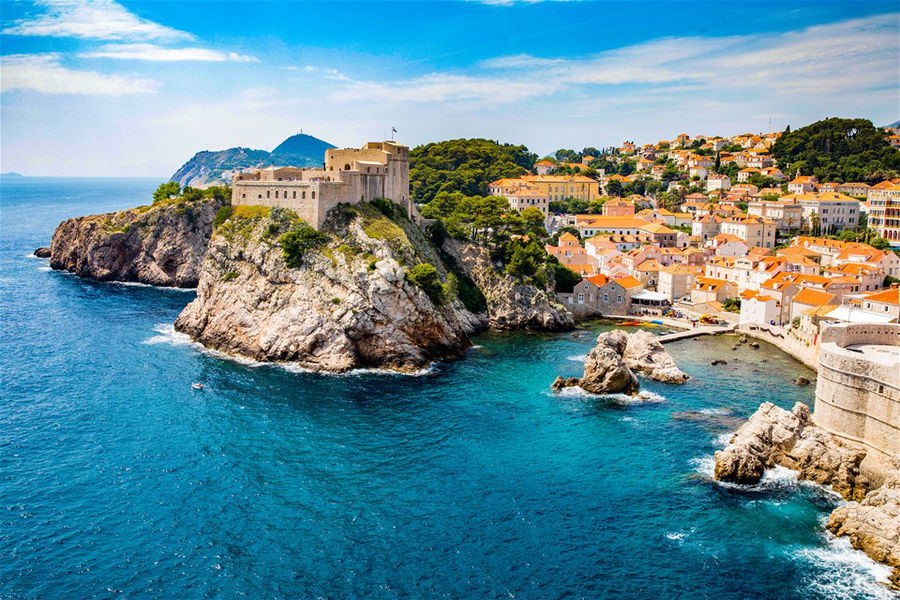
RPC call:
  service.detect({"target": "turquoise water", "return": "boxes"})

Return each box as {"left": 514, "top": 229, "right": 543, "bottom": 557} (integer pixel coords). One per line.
{"left": 1, "top": 177, "right": 894, "bottom": 599}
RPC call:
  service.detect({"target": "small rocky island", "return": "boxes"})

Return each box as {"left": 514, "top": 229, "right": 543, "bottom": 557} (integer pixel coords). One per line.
{"left": 552, "top": 329, "right": 689, "bottom": 395}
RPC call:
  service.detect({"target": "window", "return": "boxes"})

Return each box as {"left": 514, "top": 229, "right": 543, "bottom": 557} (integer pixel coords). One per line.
{"left": 617, "top": 295, "right": 623, "bottom": 302}
{"left": 292, "top": 191, "right": 296, "bottom": 199}
{"left": 266, "top": 190, "right": 270, "bottom": 198}
{"left": 311, "top": 191, "right": 316, "bottom": 199}
{"left": 578, "top": 294, "right": 584, "bottom": 303}
{"left": 275, "top": 191, "right": 279, "bottom": 198}
{"left": 603, "top": 294, "right": 609, "bottom": 302}
{"left": 241, "top": 193, "right": 246, "bottom": 199}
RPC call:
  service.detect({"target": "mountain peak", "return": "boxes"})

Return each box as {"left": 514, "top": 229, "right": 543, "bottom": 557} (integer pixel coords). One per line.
{"left": 272, "top": 133, "right": 335, "bottom": 157}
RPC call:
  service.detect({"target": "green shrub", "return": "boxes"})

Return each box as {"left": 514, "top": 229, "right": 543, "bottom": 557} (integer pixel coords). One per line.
{"left": 213, "top": 205, "right": 233, "bottom": 228}
{"left": 222, "top": 271, "right": 238, "bottom": 282}
{"left": 279, "top": 225, "right": 330, "bottom": 268}
{"left": 371, "top": 197, "right": 395, "bottom": 218}
{"left": 427, "top": 220, "right": 448, "bottom": 247}
{"left": 406, "top": 263, "right": 445, "bottom": 304}
{"left": 152, "top": 182, "right": 181, "bottom": 204}
{"left": 451, "top": 271, "right": 486, "bottom": 313}
{"left": 232, "top": 205, "right": 270, "bottom": 220}
{"left": 331, "top": 297, "right": 342, "bottom": 305}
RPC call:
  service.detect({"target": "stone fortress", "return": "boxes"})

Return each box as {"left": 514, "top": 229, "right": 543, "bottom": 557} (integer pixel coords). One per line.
{"left": 231, "top": 140, "right": 411, "bottom": 228}
{"left": 814, "top": 322, "right": 900, "bottom": 477}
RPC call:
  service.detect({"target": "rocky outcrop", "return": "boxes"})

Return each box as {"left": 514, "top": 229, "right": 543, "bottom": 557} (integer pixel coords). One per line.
{"left": 714, "top": 402, "right": 869, "bottom": 500}
{"left": 579, "top": 332, "right": 640, "bottom": 395}
{"left": 827, "top": 457, "right": 900, "bottom": 589}
{"left": 175, "top": 204, "right": 483, "bottom": 372}
{"left": 49, "top": 196, "right": 225, "bottom": 287}
{"left": 33, "top": 246, "right": 51, "bottom": 258}
{"left": 445, "top": 240, "right": 573, "bottom": 331}
{"left": 620, "top": 329, "right": 689, "bottom": 383}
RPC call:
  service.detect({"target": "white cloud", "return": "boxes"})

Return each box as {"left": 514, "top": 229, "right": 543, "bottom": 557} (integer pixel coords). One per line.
{"left": 79, "top": 43, "right": 258, "bottom": 63}
{"left": 0, "top": 53, "right": 159, "bottom": 95}
{"left": 479, "top": 54, "right": 565, "bottom": 69}
{"left": 2, "top": 0, "right": 191, "bottom": 41}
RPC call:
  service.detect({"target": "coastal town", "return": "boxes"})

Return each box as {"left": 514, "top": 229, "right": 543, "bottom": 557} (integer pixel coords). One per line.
{"left": 487, "top": 125, "right": 900, "bottom": 355}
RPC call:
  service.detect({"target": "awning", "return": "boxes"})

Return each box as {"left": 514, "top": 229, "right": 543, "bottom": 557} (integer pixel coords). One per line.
{"left": 631, "top": 290, "right": 669, "bottom": 302}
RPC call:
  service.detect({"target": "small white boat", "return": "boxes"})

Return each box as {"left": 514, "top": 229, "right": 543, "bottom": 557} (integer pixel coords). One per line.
{"left": 191, "top": 383, "right": 204, "bottom": 390}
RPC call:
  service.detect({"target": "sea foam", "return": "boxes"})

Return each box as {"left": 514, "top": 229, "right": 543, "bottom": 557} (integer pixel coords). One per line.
{"left": 795, "top": 534, "right": 895, "bottom": 600}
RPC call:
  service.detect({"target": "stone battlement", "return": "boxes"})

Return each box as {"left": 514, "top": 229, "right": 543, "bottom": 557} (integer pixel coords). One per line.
{"left": 231, "top": 140, "right": 410, "bottom": 228}
{"left": 814, "top": 322, "right": 900, "bottom": 476}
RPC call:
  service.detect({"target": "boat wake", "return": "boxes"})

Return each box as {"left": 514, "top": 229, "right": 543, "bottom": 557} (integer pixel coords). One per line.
{"left": 143, "top": 323, "right": 438, "bottom": 377}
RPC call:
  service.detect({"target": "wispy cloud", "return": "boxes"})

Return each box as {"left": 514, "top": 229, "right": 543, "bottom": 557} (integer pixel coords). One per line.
{"left": 0, "top": 53, "right": 159, "bottom": 95}
{"left": 321, "top": 13, "right": 898, "bottom": 106}
{"left": 79, "top": 43, "right": 258, "bottom": 63}
{"left": 2, "top": 0, "right": 192, "bottom": 41}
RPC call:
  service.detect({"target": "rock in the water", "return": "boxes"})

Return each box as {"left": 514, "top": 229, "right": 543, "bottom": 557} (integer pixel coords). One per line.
{"left": 739, "top": 336, "right": 747, "bottom": 344}
{"left": 827, "top": 456, "right": 900, "bottom": 589}
{"left": 50, "top": 195, "right": 226, "bottom": 287}
{"left": 795, "top": 377, "right": 811, "bottom": 386}
{"left": 619, "top": 329, "right": 689, "bottom": 383}
{"left": 175, "top": 203, "right": 483, "bottom": 373}
{"left": 551, "top": 376, "right": 580, "bottom": 391}
{"left": 33, "top": 246, "right": 51, "bottom": 258}
{"left": 444, "top": 239, "right": 574, "bottom": 332}
{"left": 711, "top": 359, "right": 728, "bottom": 366}
{"left": 749, "top": 341, "right": 760, "bottom": 349}
{"left": 714, "top": 402, "right": 869, "bottom": 499}
{"left": 579, "top": 332, "right": 639, "bottom": 395}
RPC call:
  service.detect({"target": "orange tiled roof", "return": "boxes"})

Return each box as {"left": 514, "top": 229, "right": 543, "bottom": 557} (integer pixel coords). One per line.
{"left": 792, "top": 288, "right": 837, "bottom": 306}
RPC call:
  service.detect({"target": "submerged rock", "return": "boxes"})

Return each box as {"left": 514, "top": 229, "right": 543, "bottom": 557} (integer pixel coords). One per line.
{"left": 33, "top": 246, "right": 51, "bottom": 258}
{"left": 827, "top": 456, "right": 900, "bottom": 590}
{"left": 714, "top": 402, "right": 869, "bottom": 499}
{"left": 175, "top": 204, "right": 483, "bottom": 373}
{"left": 711, "top": 359, "right": 728, "bottom": 366}
{"left": 795, "top": 377, "right": 811, "bottom": 386}
{"left": 50, "top": 195, "right": 225, "bottom": 287}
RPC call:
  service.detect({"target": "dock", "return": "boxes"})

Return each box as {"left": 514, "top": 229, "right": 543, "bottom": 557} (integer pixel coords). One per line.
{"left": 657, "top": 324, "right": 736, "bottom": 343}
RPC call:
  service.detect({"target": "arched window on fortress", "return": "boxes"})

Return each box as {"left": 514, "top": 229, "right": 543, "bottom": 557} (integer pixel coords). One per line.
{"left": 344, "top": 164, "right": 350, "bottom": 170}
{"left": 267, "top": 190, "right": 270, "bottom": 198}
{"left": 302, "top": 191, "right": 306, "bottom": 199}
{"left": 275, "top": 190, "right": 279, "bottom": 198}
{"left": 312, "top": 191, "right": 316, "bottom": 199}
{"left": 292, "top": 191, "right": 296, "bottom": 199}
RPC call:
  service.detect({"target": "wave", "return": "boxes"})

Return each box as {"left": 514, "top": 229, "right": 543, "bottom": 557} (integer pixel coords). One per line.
{"left": 794, "top": 534, "right": 895, "bottom": 600}
{"left": 108, "top": 280, "right": 194, "bottom": 292}
{"left": 553, "top": 386, "right": 666, "bottom": 405}
{"left": 566, "top": 354, "right": 587, "bottom": 362}
{"left": 143, "top": 323, "right": 438, "bottom": 377}
{"left": 697, "top": 407, "right": 731, "bottom": 416}
{"left": 691, "top": 455, "right": 843, "bottom": 500}
{"left": 714, "top": 432, "right": 734, "bottom": 448}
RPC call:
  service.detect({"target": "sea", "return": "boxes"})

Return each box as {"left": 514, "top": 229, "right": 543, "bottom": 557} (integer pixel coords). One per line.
{"left": 0, "top": 176, "right": 895, "bottom": 599}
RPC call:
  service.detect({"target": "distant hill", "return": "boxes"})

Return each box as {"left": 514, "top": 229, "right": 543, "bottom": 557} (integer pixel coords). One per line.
{"left": 1, "top": 172, "right": 23, "bottom": 177}
{"left": 170, "top": 133, "right": 335, "bottom": 187}
{"left": 886, "top": 120, "right": 900, "bottom": 129}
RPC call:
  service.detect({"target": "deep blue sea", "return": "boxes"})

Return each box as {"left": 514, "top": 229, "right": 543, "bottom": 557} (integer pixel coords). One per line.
{"left": 0, "top": 176, "right": 895, "bottom": 599}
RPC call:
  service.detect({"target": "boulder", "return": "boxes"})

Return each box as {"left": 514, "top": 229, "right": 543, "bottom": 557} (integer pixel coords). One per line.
{"left": 711, "top": 359, "right": 728, "bottom": 366}
{"left": 33, "top": 246, "right": 51, "bottom": 258}
{"left": 620, "top": 329, "right": 689, "bottom": 383}
{"left": 551, "top": 376, "right": 580, "bottom": 391}
{"left": 714, "top": 401, "right": 869, "bottom": 499}
{"left": 579, "top": 333, "right": 640, "bottom": 395}
{"left": 795, "top": 377, "right": 811, "bottom": 386}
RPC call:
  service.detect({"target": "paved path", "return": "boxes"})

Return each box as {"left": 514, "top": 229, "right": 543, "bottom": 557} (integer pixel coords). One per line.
{"left": 657, "top": 324, "right": 736, "bottom": 343}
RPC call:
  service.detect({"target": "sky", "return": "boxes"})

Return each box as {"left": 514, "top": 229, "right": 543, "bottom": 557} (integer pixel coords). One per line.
{"left": 0, "top": 0, "right": 898, "bottom": 177}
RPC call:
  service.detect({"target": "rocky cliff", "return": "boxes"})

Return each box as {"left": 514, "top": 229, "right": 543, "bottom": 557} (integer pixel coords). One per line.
{"left": 174, "top": 203, "right": 484, "bottom": 372}
{"left": 827, "top": 458, "right": 900, "bottom": 589}
{"left": 445, "top": 240, "right": 574, "bottom": 331}
{"left": 49, "top": 195, "right": 226, "bottom": 287}
{"left": 715, "top": 401, "right": 899, "bottom": 588}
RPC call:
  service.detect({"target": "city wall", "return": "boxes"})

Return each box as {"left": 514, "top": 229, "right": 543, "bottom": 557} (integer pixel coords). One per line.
{"left": 814, "top": 322, "right": 900, "bottom": 476}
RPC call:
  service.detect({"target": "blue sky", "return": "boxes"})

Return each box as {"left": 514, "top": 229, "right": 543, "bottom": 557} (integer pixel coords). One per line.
{"left": 1, "top": 0, "right": 898, "bottom": 177}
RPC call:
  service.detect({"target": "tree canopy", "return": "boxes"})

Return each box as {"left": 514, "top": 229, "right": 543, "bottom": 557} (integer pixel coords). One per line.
{"left": 409, "top": 138, "right": 537, "bottom": 204}
{"left": 772, "top": 117, "right": 900, "bottom": 183}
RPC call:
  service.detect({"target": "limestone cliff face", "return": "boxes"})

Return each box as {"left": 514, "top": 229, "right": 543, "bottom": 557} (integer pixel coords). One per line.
{"left": 444, "top": 240, "right": 574, "bottom": 331}
{"left": 175, "top": 205, "right": 483, "bottom": 372}
{"left": 50, "top": 197, "right": 225, "bottom": 287}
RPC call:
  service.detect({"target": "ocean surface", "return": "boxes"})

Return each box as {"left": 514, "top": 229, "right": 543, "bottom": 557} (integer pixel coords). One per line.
{"left": 0, "top": 177, "right": 894, "bottom": 599}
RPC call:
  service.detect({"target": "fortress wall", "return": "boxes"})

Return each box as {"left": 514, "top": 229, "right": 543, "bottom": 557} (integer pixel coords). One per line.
{"left": 814, "top": 323, "right": 900, "bottom": 471}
